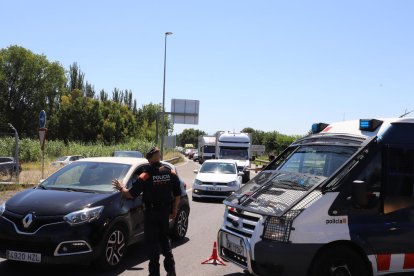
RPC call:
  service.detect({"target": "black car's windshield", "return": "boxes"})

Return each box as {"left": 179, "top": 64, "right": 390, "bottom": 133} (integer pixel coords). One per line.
{"left": 225, "top": 145, "right": 356, "bottom": 214}
{"left": 200, "top": 162, "right": 236, "bottom": 174}
{"left": 219, "top": 147, "right": 249, "bottom": 160}
{"left": 41, "top": 162, "right": 131, "bottom": 193}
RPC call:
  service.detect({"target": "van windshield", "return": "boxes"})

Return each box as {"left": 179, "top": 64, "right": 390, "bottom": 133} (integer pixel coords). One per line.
{"left": 224, "top": 145, "right": 357, "bottom": 215}
{"left": 219, "top": 147, "right": 249, "bottom": 160}
{"left": 278, "top": 145, "right": 356, "bottom": 177}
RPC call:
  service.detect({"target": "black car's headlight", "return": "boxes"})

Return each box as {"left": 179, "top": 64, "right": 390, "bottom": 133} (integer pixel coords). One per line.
{"left": 0, "top": 202, "right": 5, "bottom": 216}
{"left": 64, "top": 206, "right": 104, "bottom": 226}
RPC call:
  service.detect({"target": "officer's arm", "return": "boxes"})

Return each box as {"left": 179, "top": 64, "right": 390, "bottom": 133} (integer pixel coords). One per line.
{"left": 171, "top": 171, "right": 181, "bottom": 215}
{"left": 112, "top": 172, "right": 148, "bottom": 199}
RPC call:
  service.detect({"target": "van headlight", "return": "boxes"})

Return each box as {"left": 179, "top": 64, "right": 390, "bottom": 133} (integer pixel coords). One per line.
{"left": 0, "top": 202, "right": 5, "bottom": 216}
{"left": 262, "top": 217, "right": 291, "bottom": 242}
{"left": 64, "top": 206, "right": 104, "bottom": 226}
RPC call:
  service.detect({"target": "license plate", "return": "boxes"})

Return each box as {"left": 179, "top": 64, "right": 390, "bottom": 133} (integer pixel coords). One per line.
{"left": 221, "top": 232, "right": 246, "bottom": 257}
{"left": 207, "top": 186, "right": 221, "bottom": 191}
{"left": 6, "top": 250, "right": 41, "bottom": 263}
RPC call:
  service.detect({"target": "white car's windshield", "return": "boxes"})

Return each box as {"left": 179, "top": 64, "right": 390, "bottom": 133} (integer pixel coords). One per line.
{"left": 41, "top": 162, "right": 131, "bottom": 193}
{"left": 200, "top": 162, "right": 236, "bottom": 174}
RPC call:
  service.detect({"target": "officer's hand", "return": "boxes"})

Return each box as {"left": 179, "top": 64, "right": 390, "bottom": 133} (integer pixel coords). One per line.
{"left": 112, "top": 179, "right": 123, "bottom": 191}
{"left": 170, "top": 208, "right": 178, "bottom": 220}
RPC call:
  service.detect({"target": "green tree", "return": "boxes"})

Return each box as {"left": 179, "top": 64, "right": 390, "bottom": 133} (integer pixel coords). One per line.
{"left": 177, "top": 128, "right": 207, "bottom": 147}
{"left": 0, "top": 45, "right": 66, "bottom": 137}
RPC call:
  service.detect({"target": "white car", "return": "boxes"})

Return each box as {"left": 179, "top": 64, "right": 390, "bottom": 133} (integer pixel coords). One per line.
{"left": 51, "top": 155, "right": 83, "bottom": 167}
{"left": 192, "top": 159, "right": 244, "bottom": 200}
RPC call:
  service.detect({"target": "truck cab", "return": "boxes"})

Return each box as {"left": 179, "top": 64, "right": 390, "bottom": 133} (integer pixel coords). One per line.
{"left": 215, "top": 131, "right": 252, "bottom": 183}
{"left": 198, "top": 135, "right": 216, "bottom": 164}
{"left": 218, "top": 118, "right": 414, "bottom": 276}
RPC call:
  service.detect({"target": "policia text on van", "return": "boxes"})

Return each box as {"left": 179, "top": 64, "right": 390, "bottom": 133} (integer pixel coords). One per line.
{"left": 218, "top": 118, "right": 414, "bottom": 276}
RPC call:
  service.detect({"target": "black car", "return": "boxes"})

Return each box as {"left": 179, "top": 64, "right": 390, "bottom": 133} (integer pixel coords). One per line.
{"left": 0, "top": 157, "right": 190, "bottom": 269}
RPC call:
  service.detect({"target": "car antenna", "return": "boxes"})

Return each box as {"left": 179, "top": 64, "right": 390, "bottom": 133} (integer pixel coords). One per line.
{"left": 399, "top": 109, "right": 414, "bottom": 118}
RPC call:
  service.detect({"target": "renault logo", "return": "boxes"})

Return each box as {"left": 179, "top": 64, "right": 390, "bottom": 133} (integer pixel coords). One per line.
{"left": 22, "top": 213, "right": 34, "bottom": 229}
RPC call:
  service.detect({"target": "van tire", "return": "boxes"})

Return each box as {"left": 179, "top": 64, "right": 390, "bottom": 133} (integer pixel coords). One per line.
{"left": 309, "top": 245, "right": 370, "bottom": 276}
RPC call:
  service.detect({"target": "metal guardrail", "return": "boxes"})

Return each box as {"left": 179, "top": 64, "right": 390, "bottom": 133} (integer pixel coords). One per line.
{"left": 250, "top": 159, "right": 270, "bottom": 172}
{"left": 255, "top": 158, "right": 269, "bottom": 165}
{"left": 164, "top": 156, "right": 181, "bottom": 164}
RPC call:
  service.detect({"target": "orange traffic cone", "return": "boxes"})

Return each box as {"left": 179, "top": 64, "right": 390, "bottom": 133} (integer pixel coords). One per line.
{"left": 201, "top": 241, "right": 226, "bottom": 266}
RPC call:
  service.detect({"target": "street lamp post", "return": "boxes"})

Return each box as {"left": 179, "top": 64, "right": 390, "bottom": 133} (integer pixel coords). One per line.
{"left": 160, "top": 31, "right": 173, "bottom": 159}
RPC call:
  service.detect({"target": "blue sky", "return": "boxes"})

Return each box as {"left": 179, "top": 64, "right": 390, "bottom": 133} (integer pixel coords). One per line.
{"left": 1, "top": 1, "right": 414, "bottom": 135}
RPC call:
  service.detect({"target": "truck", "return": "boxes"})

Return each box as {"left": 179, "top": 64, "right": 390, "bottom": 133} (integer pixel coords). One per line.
{"left": 218, "top": 118, "right": 414, "bottom": 276}
{"left": 198, "top": 135, "right": 216, "bottom": 164}
{"left": 214, "top": 131, "right": 253, "bottom": 183}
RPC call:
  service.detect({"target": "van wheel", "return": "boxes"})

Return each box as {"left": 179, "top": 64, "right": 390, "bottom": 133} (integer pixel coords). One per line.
{"left": 309, "top": 246, "right": 370, "bottom": 276}
{"left": 96, "top": 224, "right": 128, "bottom": 270}
{"left": 171, "top": 208, "right": 189, "bottom": 241}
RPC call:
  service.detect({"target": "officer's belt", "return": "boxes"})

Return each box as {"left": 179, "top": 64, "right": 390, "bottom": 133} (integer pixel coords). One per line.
{"left": 145, "top": 202, "right": 171, "bottom": 209}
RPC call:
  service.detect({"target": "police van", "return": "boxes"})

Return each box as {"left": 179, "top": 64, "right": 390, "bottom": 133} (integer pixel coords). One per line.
{"left": 218, "top": 118, "right": 414, "bottom": 276}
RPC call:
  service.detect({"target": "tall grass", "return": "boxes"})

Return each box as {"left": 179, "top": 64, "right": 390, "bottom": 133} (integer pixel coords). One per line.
{"left": 0, "top": 137, "right": 157, "bottom": 162}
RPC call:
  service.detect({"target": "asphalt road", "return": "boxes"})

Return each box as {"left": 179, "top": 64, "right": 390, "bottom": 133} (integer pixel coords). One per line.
{"left": 0, "top": 159, "right": 253, "bottom": 276}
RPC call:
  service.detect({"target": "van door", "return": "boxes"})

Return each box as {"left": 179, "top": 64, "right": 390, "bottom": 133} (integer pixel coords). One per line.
{"left": 345, "top": 146, "right": 414, "bottom": 273}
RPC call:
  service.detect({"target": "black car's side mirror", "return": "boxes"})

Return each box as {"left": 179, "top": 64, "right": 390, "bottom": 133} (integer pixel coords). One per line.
{"left": 212, "top": 155, "right": 216, "bottom": 159}
{"left": 352, "top": 180, "right": 369, "bottom": 209}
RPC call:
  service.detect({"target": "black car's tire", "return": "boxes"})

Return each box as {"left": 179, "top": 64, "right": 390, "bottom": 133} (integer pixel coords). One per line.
{"left": 171, "top": 208, "right": 189, "bottom": 241}
{"left": 309, "top": 245, "right": 370, "bottom": 276}
{"left": 96, "top": 224, "right": 128, "bottom": 270}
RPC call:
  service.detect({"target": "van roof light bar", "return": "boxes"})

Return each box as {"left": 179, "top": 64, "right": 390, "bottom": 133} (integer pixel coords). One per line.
{"left": 311, "top": 123, "right": 329, "bottom": 134}
{"left": 359, "top": 119, "right": 383, "bottom": 131}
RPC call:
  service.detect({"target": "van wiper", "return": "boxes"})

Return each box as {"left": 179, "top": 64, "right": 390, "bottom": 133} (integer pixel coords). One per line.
{"left": 277, "top": 181, "right": 308, "bottom": 191}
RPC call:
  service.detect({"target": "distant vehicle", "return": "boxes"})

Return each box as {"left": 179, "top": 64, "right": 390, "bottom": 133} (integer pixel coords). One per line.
{"left": 112, "top": 151, "right": 143, "bottom": 158}
{"left": 198, "top": 135, "right": 216, "bottom": 164}
{"left": 184, "top": 148, "right": 195, "bottom": 157}
{"left": 0, "top": 157, "right": 21, "bottom": 178}
{"left": 214, "top": 131, "right": 253, "bottom": 183}
{"left": 0, "top": 157, "right": 190, "bottom": 269}
{"left": 188, "top": 149, "right": 197, "bottom": 160}
{"left": 192, "top": 159, "right": 243, "bottom": 201}
{"left": 192, "top": 152, "right": 199, "bottom": 162}
{"left": 51, "top": 155, "right": 83, "bottom": 167}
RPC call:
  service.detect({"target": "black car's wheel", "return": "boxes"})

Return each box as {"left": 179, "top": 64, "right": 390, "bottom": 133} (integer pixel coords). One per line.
{"left": 309, "top": 245, "right": 370, "bottom": 276}
{"left": 96, "top": 224, "right": 128, "bottom": 269}
{"left": 171, "top": 208, "right": 189, "bottom": 241}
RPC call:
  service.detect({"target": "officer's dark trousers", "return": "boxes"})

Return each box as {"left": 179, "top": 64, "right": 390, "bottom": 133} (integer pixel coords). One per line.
{"left": 144, "top": 207, "right": 176, "bottom": 276}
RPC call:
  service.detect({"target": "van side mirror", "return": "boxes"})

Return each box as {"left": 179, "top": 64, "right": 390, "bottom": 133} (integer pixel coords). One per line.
{"left": 193, "top": 170, "right": 198, "bottom": 174}
{"left": 352, "top": 180, "right": 368, "bottom": 208}
{"left": 238, "top": 172, "right": 245, "bottom": 177}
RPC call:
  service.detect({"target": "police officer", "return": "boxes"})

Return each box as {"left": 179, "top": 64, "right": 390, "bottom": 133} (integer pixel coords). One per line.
{"left": 112, "top": 147, "right": 181, "bottom": 276}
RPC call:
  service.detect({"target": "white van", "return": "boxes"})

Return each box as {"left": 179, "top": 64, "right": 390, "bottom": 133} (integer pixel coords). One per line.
{"left": 218, "top": 118, "right": 414, "bottom": 276}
